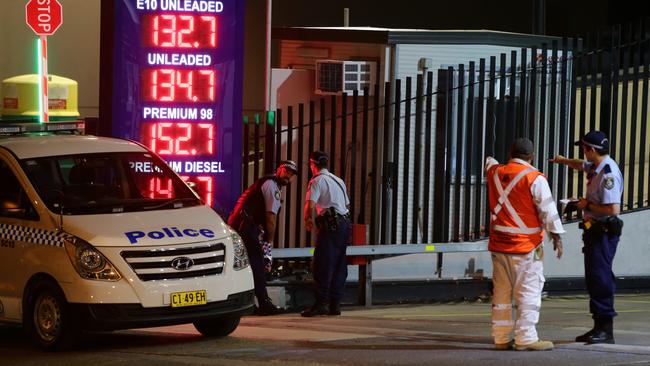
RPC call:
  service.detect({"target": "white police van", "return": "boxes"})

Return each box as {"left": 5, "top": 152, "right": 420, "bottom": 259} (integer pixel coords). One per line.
{"left": 0, "top": 121, "right": 254, "bottom": 350}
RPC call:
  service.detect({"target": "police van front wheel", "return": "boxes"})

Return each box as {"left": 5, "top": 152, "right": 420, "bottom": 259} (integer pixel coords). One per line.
{"left": 193, "top": 316, "right": 241, "bottom": 337}
{"left": 24, "top": 279, "right": 79, "bottom": 350}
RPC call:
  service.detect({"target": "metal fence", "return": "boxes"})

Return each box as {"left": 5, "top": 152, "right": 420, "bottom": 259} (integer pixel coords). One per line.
{"left": 241, "top": 18, "right": 650, "bottom": 250}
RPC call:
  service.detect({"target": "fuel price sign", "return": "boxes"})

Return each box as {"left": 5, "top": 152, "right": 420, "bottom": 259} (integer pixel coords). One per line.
{"left": 103, "top": 0, "right": 244, "bottom": 213}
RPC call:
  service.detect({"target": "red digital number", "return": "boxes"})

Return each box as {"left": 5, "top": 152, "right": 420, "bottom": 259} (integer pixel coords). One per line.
{"left": 143, "top": 69, "right": 215, "bottom": 103}
{"left": 146, "top": 177, "right": 174, "bottom": 199}
{"left": 142, "top": 122, "right": 215, "bottom": 156}
{"left": 145, "top": 14, "right": 217, "bottom": 48}
{"left": 144, "top": 176, "right": 213, "bottom": 206}
{"left": 181, "top": 176, "right": 214, "bottom": 206}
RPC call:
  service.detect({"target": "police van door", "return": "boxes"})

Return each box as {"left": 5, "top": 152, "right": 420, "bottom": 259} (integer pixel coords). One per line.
{"left": 0, "top": 155, "right": 41, "bottom": 321}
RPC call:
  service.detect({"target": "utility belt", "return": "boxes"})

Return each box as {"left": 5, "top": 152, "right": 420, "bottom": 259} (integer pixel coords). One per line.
{"left": 579, "top": 216, "right": 623, "bottom": 237}
{"left": 233, "top": 209, "right": 264, "bottom": 239}
{"left": 315, "top": 207, "right": 351, "bottom": 231}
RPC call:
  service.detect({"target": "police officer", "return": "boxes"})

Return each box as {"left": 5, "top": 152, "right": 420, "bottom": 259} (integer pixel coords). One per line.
{"left": 550, "top": 130, "right": 623, "bottom": 344}
{"left": 486, "top": 138, "right": 564, "bottom": 351}
{"left": 228, "top": 160, "right": 298, "bottom": 316}
{"left": 301, "top": 151, "right": 351, "bottom": 317}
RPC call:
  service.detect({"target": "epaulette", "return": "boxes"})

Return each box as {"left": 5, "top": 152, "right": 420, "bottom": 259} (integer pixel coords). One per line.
{"left": 603, "top": 164, "right": 612, "bottom": 174}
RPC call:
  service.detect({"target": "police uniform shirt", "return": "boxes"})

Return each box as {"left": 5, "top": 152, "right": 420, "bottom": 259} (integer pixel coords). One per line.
{"left": 583, "top": 155, "right": 623, "bottom": 220}
{"left": 306, "top": 169, "right": 350, "bottom": 216}
{"left": 261, "top": 179, "right": 282, "bottom": 214}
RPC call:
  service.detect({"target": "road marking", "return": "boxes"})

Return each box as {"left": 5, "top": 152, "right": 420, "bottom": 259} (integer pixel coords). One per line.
{"left": 377, "top": 312, "right": 491, "bottom": 318}
{"left": 563, "top": 309, "right": 650, "bottom": 314}
{"left": 233, "top": 325, "right": 379, "bottom": 342}
{"left": 560, "top": 342, "right": 650, "bottom": 355}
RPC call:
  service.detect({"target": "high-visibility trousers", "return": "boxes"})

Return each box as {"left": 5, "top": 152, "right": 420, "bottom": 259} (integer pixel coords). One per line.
{"left": 491, "top": 247, "right": 545, "bottom": 345}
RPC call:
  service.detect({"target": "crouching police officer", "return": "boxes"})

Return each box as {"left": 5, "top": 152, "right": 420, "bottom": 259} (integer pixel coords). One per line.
{"left": 550, "top": 131, "right": 623, "bottom": 344}
{"left": 228, "top": 160, "right": 297, "bottom": 315}
{"left": 302, "top": 151, "right": 351, "bottom": 317}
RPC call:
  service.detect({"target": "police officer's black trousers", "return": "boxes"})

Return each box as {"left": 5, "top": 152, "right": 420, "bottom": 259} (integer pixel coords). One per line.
{"left": 313, "top": 219, "right": 351, "bottom": 304}
{"left": 583, "top": 230, "right": 620, "bottom": 319}
{"left": 238, "top": 223, "right": 268, "bottom": 301}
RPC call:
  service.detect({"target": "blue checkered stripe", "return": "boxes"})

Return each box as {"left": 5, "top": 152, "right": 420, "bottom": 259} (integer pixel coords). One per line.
{"left": 0, "top": 223, "right": 67, "bottom": 247}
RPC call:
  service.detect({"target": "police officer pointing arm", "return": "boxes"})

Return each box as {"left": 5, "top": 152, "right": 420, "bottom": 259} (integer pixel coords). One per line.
{"left": 550, "top": 130, "right": 623, "bottom": 344}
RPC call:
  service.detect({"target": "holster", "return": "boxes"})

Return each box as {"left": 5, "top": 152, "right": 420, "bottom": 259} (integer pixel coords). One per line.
{"left": 316, "top": 207, "right": 347, "bottom": 231}
{"left": 579, "top": 216, "right": 623, "bottom": 237}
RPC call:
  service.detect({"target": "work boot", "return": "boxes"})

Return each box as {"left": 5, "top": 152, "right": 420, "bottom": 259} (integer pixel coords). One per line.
{"left": 494, "top": 340, "right": 514, "bottom": 350}
{"left": 257, "top": 297, "right": 281, "bottom": 316}
{"left": 575, "top": 319, "right": 599, "bottom": 342}
{"left": 329, "top": 301, "right": 341, "bottom": 316}
{"left": 515, "top": 340, "right": 554, "bottom": 351}
{"left": 587, "top": 317, "right": 615, "bottom": 344}
{"left": 300, "top": 301, "right": 329, "bottom": 317}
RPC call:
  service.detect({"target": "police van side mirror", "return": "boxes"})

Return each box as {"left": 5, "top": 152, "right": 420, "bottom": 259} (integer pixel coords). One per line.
{"left": 0, "top": 198, "right": 24, "bottom": 214}
{"left": 0, "top": 198, "right": 38, "bottom": 220}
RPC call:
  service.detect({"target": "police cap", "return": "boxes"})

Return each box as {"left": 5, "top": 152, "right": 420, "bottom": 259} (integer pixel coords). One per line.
{"left": 278, "top": 160, "right": 298, "bottom": 174}
{"left": 574, "top": 130, "right": 609, "bottom": 150}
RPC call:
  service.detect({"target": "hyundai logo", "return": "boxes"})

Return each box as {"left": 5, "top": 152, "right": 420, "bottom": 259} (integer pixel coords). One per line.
{"left": 171, "top": 257, "right": 194, "bottom": 271}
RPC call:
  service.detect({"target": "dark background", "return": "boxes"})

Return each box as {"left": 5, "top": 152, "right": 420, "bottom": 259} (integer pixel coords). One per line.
{"left": 272, "top": 0, "right": 650, "bottom": 38}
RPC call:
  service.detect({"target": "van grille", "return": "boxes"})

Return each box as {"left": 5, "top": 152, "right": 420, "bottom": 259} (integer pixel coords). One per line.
{"left": 120, "top": 242, "right": 225, "bottom": 281}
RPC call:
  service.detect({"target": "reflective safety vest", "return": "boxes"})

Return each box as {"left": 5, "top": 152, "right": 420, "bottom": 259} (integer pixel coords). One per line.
{"left": 487, "top": 161, "right": 545, "bottom": 254}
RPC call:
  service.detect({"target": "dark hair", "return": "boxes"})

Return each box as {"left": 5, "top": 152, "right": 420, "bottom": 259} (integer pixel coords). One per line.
{"left": 511, "top": 152, "right": 534, "bottom": 160}
{"left": 509, "top": 138, "right": 534, "bottom": 161}
{"left": 312, "top": 159, "right": 328, "bottom": 169}
{"left": 309, "top": 151, "right": 329, "bottom": 169}
{"left": 595, "top": 147, "right": 609, "bottom": 156}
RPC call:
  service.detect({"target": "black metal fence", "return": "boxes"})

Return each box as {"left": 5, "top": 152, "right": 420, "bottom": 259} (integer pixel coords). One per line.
{"left": 242, "top": 19, "right": 650, "bottom": 250}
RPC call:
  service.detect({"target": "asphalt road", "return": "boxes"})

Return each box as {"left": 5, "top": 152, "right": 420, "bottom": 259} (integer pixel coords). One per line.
{"left": 3, "top": 294, "right": 650, "bottom": 366}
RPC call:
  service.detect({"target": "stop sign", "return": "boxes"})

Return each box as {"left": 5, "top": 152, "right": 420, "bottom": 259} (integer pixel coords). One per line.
{"left": 25, "top": 0, "right": 63, "bottom": 36}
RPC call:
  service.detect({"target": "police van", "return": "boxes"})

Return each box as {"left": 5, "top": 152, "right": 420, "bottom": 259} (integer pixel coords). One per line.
{"left": 0, "top": 121, "right": 254, "bottom": 350}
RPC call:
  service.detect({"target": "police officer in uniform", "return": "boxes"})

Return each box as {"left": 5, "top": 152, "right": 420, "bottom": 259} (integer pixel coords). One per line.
{"left": 301, "top": 151, "right": 351, "bottom": 317}
{"left": 228, "top": 160, "right": 298, "bottom": 315}
{"left": 550, "top": 131, "right": 623, "bottom": 344}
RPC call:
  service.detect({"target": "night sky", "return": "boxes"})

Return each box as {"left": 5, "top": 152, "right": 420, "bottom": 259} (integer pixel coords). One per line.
{"left": 272, "top": 0, "right": 650, "bottom": 39}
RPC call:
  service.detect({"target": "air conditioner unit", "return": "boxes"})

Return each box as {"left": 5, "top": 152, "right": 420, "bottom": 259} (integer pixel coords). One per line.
{"left": 315, "top": 60, "right": 377, "bottom": 96}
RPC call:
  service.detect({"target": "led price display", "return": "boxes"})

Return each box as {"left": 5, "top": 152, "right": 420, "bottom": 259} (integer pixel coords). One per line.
{"left": 141, "top": 122, "right": 215, "bottom": 155}
{"left": 145, "top": 176, "right": 214, "bottom": 206}
{"left": 108, "top": 0, "right": 244, "bottom": 213}
{"left": 142, "top": 14, "right": 217, "bottom": 48}
{"left": 141, "top": 69, "right": 215, "bottom": 102}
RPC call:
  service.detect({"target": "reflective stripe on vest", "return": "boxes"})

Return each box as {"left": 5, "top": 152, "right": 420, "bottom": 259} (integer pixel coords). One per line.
{"left": 491, "top": 168, "right": 542, "bottom": 235}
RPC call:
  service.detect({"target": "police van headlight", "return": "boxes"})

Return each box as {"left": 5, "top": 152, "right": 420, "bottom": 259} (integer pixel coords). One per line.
{"left": 64, "top": 237, "right": 122, "bottom": 281}
{"left": 230, "top": 231, "right": 249, "bottom": 270}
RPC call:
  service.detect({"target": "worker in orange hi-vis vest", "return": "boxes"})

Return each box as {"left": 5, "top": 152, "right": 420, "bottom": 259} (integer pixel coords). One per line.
{"left": 485, "top": 138, "right": 564, "bottom": 352}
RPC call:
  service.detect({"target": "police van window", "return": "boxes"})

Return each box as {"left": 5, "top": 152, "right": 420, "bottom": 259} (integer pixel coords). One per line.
{"left": 0, "top": 160, "right": 39, "bottom": 221}
{"left": 21, "top": 152, "right": 201, "bottom": 215}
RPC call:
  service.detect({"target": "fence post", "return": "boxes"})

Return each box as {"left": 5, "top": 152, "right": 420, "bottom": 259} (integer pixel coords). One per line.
{"left": 422, "top": 72, "right": 434, "bottom": 243}
{"left": 453, "top": 65, "right": 465, "bottom": 242}
{"left": 242, "top": 115, "right": 249, "bottom": 191}
{"left": 253, "top": 113, "right": 260, "bottom": 181}
{"left": 474, "top": 59, "right": 486, "bottom": 239}
{"left": 433, "top": 68, "right": 452, "bottom": 243}
{"left": 413, "top": 74, "right": 423, "bottom": 243}
{"left": 380, "top": 81, "right": 392, "bottom": 244}
{"left": 391, "top": 79, "right": 402, "bottom": 244}
{"left": 264, "top": 111, "right": 276, "bottom": 175}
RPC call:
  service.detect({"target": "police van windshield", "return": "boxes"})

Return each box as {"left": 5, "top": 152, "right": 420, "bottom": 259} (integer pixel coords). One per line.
{"left": 21, "top": 152, "right": 202, "bottom": 214}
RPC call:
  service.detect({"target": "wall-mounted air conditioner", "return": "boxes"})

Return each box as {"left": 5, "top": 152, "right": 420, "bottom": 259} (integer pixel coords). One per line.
{"left": 315, "top": 60, "right": 377, "bottom": 96}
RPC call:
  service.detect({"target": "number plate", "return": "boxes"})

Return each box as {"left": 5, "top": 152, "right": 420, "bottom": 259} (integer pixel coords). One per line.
{"left": 170, "top": 290, "right": 207, "bottom": 308}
